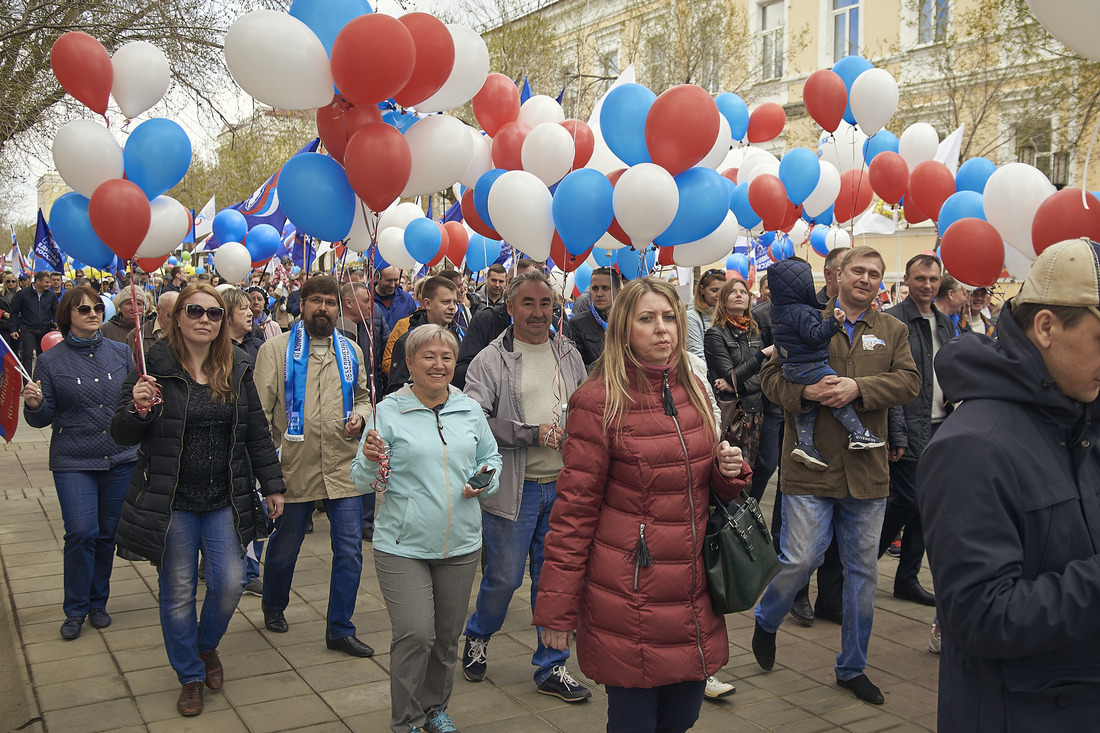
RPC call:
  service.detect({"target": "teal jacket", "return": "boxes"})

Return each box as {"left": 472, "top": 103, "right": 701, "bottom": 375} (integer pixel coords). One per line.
{"left": 351, "top": 385, "right": 501, "bottom": 559}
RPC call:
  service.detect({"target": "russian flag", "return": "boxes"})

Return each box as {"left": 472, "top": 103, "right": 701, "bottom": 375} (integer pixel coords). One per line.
{"left": 0, "top": 348, "right": 21, "bottom": 443}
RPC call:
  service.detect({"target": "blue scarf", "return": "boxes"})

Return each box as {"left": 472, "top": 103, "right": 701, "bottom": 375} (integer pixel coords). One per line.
{"left": 65, "top": 331, "right": 102, "bottom": 347}
{"left": 284, "top": 321, "right": 358, "bottom": 442}
{"left": 590, "top": 302, "right": 608, "bottom": 331}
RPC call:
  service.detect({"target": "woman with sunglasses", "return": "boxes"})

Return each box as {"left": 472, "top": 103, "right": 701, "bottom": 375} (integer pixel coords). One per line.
{"left": 21, "top": 285, "right": 138, "bottom": 640}
{"left": 111, "top": 283, "right": 286, "bottom": 717}
{"left": 686, "top": 269, "right": 726, "bottom": 360}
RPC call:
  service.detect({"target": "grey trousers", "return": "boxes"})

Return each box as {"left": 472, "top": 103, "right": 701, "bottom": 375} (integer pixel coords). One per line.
{"left": 375, "top": 549, "right": 480, "bottom": 733}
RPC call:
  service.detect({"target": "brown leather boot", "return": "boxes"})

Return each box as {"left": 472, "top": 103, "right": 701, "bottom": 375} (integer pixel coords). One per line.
{"left": 177, "top": 681, "right": 204, "bottom": 716}
{"left": 199, "top": 649, "right": 223, "bottom": 690}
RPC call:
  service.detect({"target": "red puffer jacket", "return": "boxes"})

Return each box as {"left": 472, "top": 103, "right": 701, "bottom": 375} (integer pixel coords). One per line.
{"left": 533, "top": 362, "right": 751, "bottom": 688}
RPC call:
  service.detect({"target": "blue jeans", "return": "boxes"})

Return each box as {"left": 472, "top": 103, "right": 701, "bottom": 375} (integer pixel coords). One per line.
{"left": 755, "top": 493, "right": 886, "bottom": 680}
{"left": 464, "top": 480, "right": 567, "bottom": 684}
{"left": 158, "top": 506, "right": 245, "bottom": 685}
{"left": 781, "top": 360, "right": 836, "bottom": 385}
{"left": 263, "top": 497, "right": 363, "bottom": 640}
{"left": 53, "top": 463, "right": 135, "bottom": 618}
{"left": 362, "top": 492, "right": 375, "bottom": 533}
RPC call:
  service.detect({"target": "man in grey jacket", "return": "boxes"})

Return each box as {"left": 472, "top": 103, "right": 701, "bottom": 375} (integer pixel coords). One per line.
{"left": 460, "top": 270, "right": 592, "bottom": 702}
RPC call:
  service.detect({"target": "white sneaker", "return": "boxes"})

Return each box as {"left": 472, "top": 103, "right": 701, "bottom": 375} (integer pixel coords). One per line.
{"left": 928, "top": 621, "right": 941, "bottom": 654}
{"left": 704, "top": 675, "right": 736, "bottom": 699}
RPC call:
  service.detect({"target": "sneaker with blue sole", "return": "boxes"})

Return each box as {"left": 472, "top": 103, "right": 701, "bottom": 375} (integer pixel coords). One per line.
{"left": 791, "top": 443, "right": 829, "bottom": 471}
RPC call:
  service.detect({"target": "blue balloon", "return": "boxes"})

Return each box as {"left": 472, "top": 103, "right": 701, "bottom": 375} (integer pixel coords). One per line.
{"left": 572, "top": 262, "right": 593, "bottom": 294}
{"left": 727, "top": 253, "right": 749, "bottom": 279}
{"left": 955, "top": 157, "right": 997, "bottom": 194}
{"left": 278, "top": 153, "right": 356, "bottom": 242}
{"left": 591, "top": 247, "right": 616, "bottom": 267}
{"left": 289, "top": 0, "right": 372, "bottom": 56}
{"left": 123, "top": 119, "right": 192, "bottom": 199}
{"left": 49, "top": 192, "right": 116, "bottom": 269}
{"left": 716, "top": 93, "right": 750, "bottom": 142}
{"left": 213, "top": 210, "right": 248, "bottom": 245}
{"left": 600, "top": 84, "right": 656, "bottom": 166}
{"left": 810, "top": 225, "right": 830, "bottom": 256}
{"left": 553, "top": 169, "right": 615, "bottom": 255}
{"left": 465, "top": 233, "right": 502, "bottom": 271}
{"left": 863, "top": 130, "right": 900, "bottom": 165}
{"left": 616, "top": 246, "right": 656, "bottom": 281}
{"left": 403, "top": 218, "right": 442, "bottom": 263}
{"left": 730, "top": 182, "right": 762, "bottom": 229}
{"left": 168, "top": 256, "right": 179, "bottom": 266}
{"left": 70, "top": 260, "right": 85, "bottom": 270}
{"left": 655, "top": 168, "right": 730, "bottom": 246}
{"left": 937, "top": 191, "right": 985, "bottom": 233}
{"left": 245, "top": 224, "right": 282, "bottom": 264}
{"left": 474, "top": 169, "right": 506, "bottom": 229}
{"left": 778, "top": 148, "right": 821, "bottom": 206}
{"left": 382, "top": 107, "right": 419, "bottom": 134}
{"left": 291, "top": 266, "right": 302, "bottom": 276}
{"left": 100, "top": 294, "right": 116, "bottom": 321}
{"left": 832, "top": 55, "right": 874, "bottom": 126}
{"left": 195, "top": 266, "right": 206, "bottom": 275}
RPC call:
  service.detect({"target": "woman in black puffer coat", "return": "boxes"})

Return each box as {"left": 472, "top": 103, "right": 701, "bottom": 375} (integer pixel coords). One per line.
{"left": 111, "top": 283, "right": 285, "bottom": 718}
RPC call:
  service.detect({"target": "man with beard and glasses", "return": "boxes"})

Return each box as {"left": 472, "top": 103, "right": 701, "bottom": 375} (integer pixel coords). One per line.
{"left": 254, "top": 275, "right": 375, "bottom": 658}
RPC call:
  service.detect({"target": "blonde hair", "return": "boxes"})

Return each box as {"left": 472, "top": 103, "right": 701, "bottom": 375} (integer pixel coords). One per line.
{"left": 712, "top": 278, "right": 758, "bottom": 333}
{"left": 590, "top": 277, "right": 716, "bottom": 441}
{"left": 167, "top": 284, "right": 236, "bottom": 404}
{"left": 405, "top": 323, "right": 458, "bottom": 361}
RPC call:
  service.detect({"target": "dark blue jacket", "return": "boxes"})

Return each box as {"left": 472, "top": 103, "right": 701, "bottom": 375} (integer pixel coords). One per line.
{"left": 10, "top": 285, "right": 57, "bottom": 332}
{"left": 768, "top": 259, "right": 840, "bottom": 364}
{"left": 373, "top": 285, "right": 417, "bottom": 330}
{"left": 24, "top": 334, "right": 138, "bottom": 472}
{"left": 919, "top": 307, "right": 1100, "bottom": 732}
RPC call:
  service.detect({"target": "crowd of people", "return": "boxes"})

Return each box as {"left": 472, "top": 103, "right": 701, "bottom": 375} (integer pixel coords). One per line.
{"left": 7, "top": 232, "right": 1097, "bottom": 732}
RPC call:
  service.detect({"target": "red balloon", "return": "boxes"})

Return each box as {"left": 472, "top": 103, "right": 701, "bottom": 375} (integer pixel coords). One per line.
{"left": 426, "top": 222, "right": 450, "bottom": 267}
{"left": 561, "top": 119, "right": 594, "bottom": 171}
{"left": 606, "top": 169, "right": 632, "bottom": 246}
{"left": 903, "top": 195, "right": 929, "bottom": 225}
{"left": 778, "top": 203, "right": 803, "bottom": 233}
{"left": 316, "top": 95, "right": 384, "bottom": 165}
{"left": 461, "top": 188, "right": 501, "bottom": 240}
{"left": 88, "top": 179, "right": 151, "bottom": 261}
{"left": 331, "top": 15, "right": 416, "bottom": 105}
{"left": 940, "top": 218, "right": 1005, "bottom": 287}
{"left": 394, "top": 13, "right": 455, "bottom": 107}
{"left": 344, "top": 123, "right": 412, "bottom": 213}
{"left": 909, "top": 160, "right": 956, "bottom": 221}
{"left": 868, "top": 151, "right": 909, "bottom": 205}
{"left": 834, "top": 169, "right": 874, "bottom": 224}
{"left": 50, "top": 32, "right": 112, "bottom": 115}
{"left": 41, "top": 331, "right": 64, "bottom": 352}
{"left": 721, "top": 169, "right": 738, "bottom": 184}
{"left": 443, "top": 221, "right": 469, "bottom": 263}
{"left": 657, "top": 245, "right": 675, "bottom": 267}
{"left": 550, "top": 231, "right": 591, "bottom": 272}
{"left": 802, "top": 70, "right": 847, "bottom": 134}
{"left": 137, "top": 255, "right": 170, "bottom": 273}
{"left": 491, "top": 120, "right": 531, "bottom": 171}
{"left": 472, "top": 73, "right": 521, "bottom": 137}
{"left": 1031, "top": 188, "right": 1100, "bottom": 256}
{"left": 747, "top": 102, "right": 787, "bottom": 144}
{"left": 645, "top": 85, "right": 720, "bottom": 176}
{"left": 748, "top": 174, "right": 790, "bottom": 230}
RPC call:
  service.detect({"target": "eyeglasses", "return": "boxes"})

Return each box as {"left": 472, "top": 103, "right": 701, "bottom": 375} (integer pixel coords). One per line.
{"left": 703, "top": 269, "right": 726, "bottom": 278}
{"left": 75, "top": 303, "right": 106, "bottom": 315}
{"left": 306, "top": 296, "right": 339, "bottom": 309}
{"left": 183, "top": 304, "right": 225, "bottom": 321}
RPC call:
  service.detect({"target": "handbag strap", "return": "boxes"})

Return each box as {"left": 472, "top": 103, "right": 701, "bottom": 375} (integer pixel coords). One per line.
{"left": 709, "top": 488, "right": 772, "bottom": 541}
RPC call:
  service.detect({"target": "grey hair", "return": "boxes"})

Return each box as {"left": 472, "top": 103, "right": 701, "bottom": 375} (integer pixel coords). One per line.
{"left": 505, "top": 269, "right": 551, "bottom": 303}
{"left": 157, "top": 290, "right": 179, "bottom": 311}
{"left": 405, "top": 324, "right": 458, "bottom": 361}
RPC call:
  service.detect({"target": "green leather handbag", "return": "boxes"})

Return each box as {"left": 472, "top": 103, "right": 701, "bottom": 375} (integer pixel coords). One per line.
{"left": 703, "top": 489, "right": 781, "bottom": 614}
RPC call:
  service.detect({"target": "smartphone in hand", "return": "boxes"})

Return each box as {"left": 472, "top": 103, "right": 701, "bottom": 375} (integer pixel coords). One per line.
{"left": 466, "top": 468, "right": 496, "bottom": 490}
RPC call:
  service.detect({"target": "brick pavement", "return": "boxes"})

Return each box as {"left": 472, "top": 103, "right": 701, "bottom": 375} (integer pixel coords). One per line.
{"left": 0, "top": 424, "right": 938, "bottom": 732}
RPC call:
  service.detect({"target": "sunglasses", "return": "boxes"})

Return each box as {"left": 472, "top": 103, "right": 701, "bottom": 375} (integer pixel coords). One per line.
{"left": 703, "top": 269, "right": 726, "bottom": 278}
{"left": 75, "top": 303, "right": 106, "bottom": 315}
{"left": 183, "top": 304, "right": 225, "bottom": 322}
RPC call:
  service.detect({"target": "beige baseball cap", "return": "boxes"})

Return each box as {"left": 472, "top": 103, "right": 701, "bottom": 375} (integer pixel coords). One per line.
{"left": 1017, "top": 238, "right": 1100, "bottom": 321}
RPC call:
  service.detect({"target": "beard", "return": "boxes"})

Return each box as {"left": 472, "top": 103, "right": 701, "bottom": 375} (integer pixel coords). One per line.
{"left": 304, "top": 314, "right": 335, "bottom": 338}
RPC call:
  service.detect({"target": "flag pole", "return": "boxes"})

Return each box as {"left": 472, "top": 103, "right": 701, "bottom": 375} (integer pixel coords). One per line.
{"left": 0, "top": 332, "right": 34, "bottom": 383}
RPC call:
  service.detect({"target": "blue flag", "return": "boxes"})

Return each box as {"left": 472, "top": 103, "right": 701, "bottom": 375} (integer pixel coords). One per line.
{"left": 33, "top": 209, "right": 63, "bottom": 272}
{"left": 442, "top": 200, "right": 462, "bottom": 224}
{"left": 520, "top": 77, "right": 533, "bottom": 103}
{"left": 207, "top": 138, "right": 321, "bottom": 250}
{"left": 291, "top": 230, "right": 316, "bottom": 270}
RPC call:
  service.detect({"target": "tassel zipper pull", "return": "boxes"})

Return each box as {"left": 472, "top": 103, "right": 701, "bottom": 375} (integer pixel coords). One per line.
{"left": 662, "top": 372, "right": 677, "bottom": 417}
{"left": 626, "top": 523, "right": 654, "bottom": 590}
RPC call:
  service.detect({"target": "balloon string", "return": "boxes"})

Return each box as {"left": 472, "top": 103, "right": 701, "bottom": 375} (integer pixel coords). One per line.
{"left": 129, "top": 261, "right": 162, "bottom": 408}
{"left": 1083, "top": 118, "right": 1100, "bottom": 210}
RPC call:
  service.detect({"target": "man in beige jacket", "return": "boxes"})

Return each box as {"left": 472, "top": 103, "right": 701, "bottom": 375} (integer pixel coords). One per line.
{"left": 255, "top": 275, "right": 375, "bottom": 657}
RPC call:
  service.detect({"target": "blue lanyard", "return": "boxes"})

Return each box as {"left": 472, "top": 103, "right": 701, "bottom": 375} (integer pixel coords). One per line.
{"left": 590, "top": 303, "right": 607, "bottom": 331}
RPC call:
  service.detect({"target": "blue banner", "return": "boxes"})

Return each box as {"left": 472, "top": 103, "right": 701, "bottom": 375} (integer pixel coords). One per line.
{"left": 33, "top": 210, "right": 63, "bottom": 272}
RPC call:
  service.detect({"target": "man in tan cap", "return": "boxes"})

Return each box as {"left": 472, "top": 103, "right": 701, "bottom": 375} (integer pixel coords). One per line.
{"left": 919, "top": 238, "right": 1100, "bottom": 732}
{"left": 101, "top": 285, "right": 146, "bottom": 343}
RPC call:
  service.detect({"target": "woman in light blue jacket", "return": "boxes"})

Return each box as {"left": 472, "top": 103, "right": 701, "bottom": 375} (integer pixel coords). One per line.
{"left": 352, "top": 324, "right": 500, "bottom": 733}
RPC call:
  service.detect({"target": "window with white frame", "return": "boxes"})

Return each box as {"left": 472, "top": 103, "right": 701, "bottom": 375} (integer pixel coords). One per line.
{"left": 832, "top": 0, "right": 860, "bottom": 62}
{"left": 918, "top": 0, "right": 948, "bottom": 44}
{"left": 760, "top": 1, "right": 784, "bottom": 80}
{"left": 1016, "top": 120, "right": 1054, "bottom": 180}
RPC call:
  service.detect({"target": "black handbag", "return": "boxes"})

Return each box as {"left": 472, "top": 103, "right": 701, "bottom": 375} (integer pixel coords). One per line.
{"left": 717, "top": 373, "right": 763, "bottom": 464}
{"left": 703, "top": 489, "right": 781, "bottom": 614}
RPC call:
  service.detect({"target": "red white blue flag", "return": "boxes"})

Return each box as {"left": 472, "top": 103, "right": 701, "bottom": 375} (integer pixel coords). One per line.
{"left": 0, "top": 346, "right": 21, "bottom": 442}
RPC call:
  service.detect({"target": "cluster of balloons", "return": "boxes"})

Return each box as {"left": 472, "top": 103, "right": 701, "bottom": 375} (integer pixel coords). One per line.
{"left": 208, "top": 210, "right": 286, "bottom": 283}
{"left": 48, "top": 33, "right": 192, "bottom": 274}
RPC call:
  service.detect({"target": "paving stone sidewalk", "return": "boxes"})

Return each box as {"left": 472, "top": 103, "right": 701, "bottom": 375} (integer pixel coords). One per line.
{"left": 0, "top": 426, "right": 938, "bottom": 732}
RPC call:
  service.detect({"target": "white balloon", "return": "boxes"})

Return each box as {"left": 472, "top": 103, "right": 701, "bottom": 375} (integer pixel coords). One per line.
{"left": 521, "top": 123, "right": 575, "bottom": 186}
{"left": 346, "top": 202, "right": 380, "bottom": 253}
{"left": 740, "top": 155, "right": 780, "bottom": 186}
{"left": 378, "top": 226, "right": 417, "bottom": 269}
{"left": 788, "top": 218, "right": 811, "bottom": 246}
{"left": 612, "top": 163, "right": 679, "bottom": 247}
{"left": 52, "top": 120, "right": 123, "bottom": 198}
{"left": 459, "top": 128, "right": 493, "bottom": 189}
{"left": 378, "top": 202, "right": 425, "bottom": 234}
{"left": 415, "top": 25, "right": 489, "bottom": 113}
{"left": 136, "top": 196, "right": 190, "bottom": 258}
{"left": 1002, "top": 242, "right": 1032, "bottom": 279}
{"left": 487, "top": 170, "right": 554, "bottom": 260}
{"left": 402, "top": 115, "right": 474, "bottom": 196}
{"left": 518, "top": 95, "right": 565, "bottom": 127}
{"left": 899, "top": 123, "right": 940, "bottom": 170}
{"left": 849, "top": 68, "right": 898, "bottom": 137}
{"left": 1026, "top": 0, "right": 1100, "bottom": 63}
{"left": 594, "top": 230, "right": 627, "bottom": 251}
{"left": 672, "top": 211, "right": 739, "bottom": 267}
{"left": 818, "top": 122, "right": 868, "bottom": 172}
{"left": 699, "top": 115, "right": 733, "bottom": 170}
{"left": 982, "top": 162, "right": 1056, "bottom": 255}
{"left": 826, "top": 227, "right": 852, "bottom": 251}
{"left": 803, "top": 160, "right": 841, "bottom": 217}
{"left": 111, "top": 41, "right": 170, "bottom": 119}
{"left": 224, "top": 10, "right": 333, "bottom": 111}
{"left": 214, "top": 242, "right": 252, "bottom": 284}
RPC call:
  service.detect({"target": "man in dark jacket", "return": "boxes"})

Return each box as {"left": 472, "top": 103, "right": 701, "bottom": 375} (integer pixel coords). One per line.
{"left": 10, "top": 271, "right": 57, "bottom": 376}
{"left": 372, "top": 266, "right": 416, "bottom": 329}
{"left": 384, "top": 276, "right": 460, "bottom": 395}
{"left": 881, "top": 253, "right": 955, "bottom": 608}
{"left": 568, "top": 267, "right": 620, "bottom": 371}
{"left": 919, "top": 238, "right": 1100, "bottom": 732}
